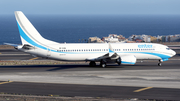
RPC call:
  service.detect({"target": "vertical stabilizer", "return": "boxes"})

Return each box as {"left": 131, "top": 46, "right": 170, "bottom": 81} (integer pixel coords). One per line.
{"left": 15, "top": 11, "right": 45, "bottom": 45}
{"left": 15, "top": 11, "right": 62, "bottom": 50}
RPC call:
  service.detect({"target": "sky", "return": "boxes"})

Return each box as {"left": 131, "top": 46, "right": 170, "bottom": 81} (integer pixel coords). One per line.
{"left": 0, "top": 0, "right": 180, "bottom": 15}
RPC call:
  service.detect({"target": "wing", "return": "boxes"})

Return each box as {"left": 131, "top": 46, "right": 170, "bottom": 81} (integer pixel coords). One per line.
{"left": 86, "top": 53, "right": 109, "bottom": 61}
{"left": 86, "top": 43, "right": 120, "bottom": 61}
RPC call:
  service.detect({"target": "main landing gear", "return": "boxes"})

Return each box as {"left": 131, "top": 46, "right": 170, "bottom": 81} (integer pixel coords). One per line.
{"left": 89, "top": 60, "right": 107, "bottom": 68}
{"left": 89, "top": 61, "right": 96, "bottom": 67}
{"left": 116, "top": 57, "right": 121, "bottom": 65}
{"left": 100, "top": 59, "right": 106, "bottom": 68}
{"left": 158, "top": 59, "right": 162, "bottom": 66}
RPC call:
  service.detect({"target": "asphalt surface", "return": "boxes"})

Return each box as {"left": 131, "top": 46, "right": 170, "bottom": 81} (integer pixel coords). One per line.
{"left": 0, "top": 49, "right": 33, "bottom": 60}
{"left": 0, "top": 49, "right": 44, "bottom": 60}
{"left": 0, "top": 81, "right": 180, "bottom": 100}
{"left": 0, "top": 49, "right": 180, "bottom": 100}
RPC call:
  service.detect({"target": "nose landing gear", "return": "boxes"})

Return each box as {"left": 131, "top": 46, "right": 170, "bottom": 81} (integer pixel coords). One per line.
{"left": 158, "top": 63, "right": 161, "bottom": 66}
{"left": 158, "top": 59, "right": 162, "bottom": 66}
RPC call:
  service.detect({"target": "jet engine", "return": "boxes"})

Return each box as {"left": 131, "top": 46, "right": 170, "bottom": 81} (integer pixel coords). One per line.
{"left": 119, "top": 55, "right": 137, "bottom": 65}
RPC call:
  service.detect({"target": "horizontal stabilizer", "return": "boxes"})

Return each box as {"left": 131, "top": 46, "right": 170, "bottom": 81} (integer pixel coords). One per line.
{"left": 4, "top": 43, "right": 20, "bottom": 47}
{"left": 4, "top": 43, "right": 23, "bottom": 50}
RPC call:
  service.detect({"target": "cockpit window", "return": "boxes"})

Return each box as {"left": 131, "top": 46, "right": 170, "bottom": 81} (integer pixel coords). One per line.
{"left": 166, "top": 48, "right": 170, "bottom": 50}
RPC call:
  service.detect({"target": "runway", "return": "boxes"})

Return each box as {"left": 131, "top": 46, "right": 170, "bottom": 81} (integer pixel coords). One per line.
{"left": 0, "top": 81, "right": 180, "bottom": 100}
{"left": 0, "top": 49, "right": 180, "bottom": 100}
{"left": 0, "top": 49, "right": 35, "bottom": 60}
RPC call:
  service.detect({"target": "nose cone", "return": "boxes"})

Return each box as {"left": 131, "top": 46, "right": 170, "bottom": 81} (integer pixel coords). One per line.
{"left": 171, "top": 50, "right": 176, "bottom": 56}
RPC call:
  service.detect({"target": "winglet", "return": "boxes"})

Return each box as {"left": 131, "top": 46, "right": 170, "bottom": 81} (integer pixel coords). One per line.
{"left": 108, "top": 43, "right": 115, "bottom": 57}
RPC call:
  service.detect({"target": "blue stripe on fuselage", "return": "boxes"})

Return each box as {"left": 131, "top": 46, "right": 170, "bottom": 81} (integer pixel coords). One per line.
{"left": 118, "top": 52, "right": 171, "bottom": 59}
{"left": 121, "top": 61, "right": 135, "bottom": 64}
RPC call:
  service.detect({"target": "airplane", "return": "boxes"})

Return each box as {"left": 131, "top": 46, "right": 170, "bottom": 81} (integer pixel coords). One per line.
{"left": 6, "top": 11, "right": 176, "bottom": 67}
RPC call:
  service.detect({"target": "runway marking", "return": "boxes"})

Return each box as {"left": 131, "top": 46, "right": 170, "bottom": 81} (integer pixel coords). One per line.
{"left": 0, "top": 81, "right": 13, "bottom": 85}
{"left": 29, "top": 57, "right": 39, "bottom": 60}
{"left": 134, "top": 87, "right": 153, "bottom": 92}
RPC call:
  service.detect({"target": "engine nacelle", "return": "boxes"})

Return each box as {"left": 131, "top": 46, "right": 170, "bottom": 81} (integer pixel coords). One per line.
{"left": 120, "top": 55, "right": 136, "bottom": 65}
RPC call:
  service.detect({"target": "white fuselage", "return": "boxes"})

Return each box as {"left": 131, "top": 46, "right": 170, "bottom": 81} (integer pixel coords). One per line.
{"left": 20, "top": 42, "right": 176, "bottom": 62}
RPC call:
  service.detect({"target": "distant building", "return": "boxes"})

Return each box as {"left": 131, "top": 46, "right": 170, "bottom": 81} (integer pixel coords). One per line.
{"left": 150, "top": 36, "right": 158, "bottom": 43}
{"left": 89, "top": 34, "right": 180, "bottom": 44}
{"left": 165, "top": 36, "right": 170, "bottom": 42}
{"left": 157, "top": 35, "right": 162, "bottom": 42}
{"left": 170, "top": 35, "right": 180, "bottom": 42}
{"left": 88, "top": 37, "right": 103, "bottom": 43}
{"left": 159, "top": 34, "right": 180, "bottom": 42}
{"left": 161, "top": 36, "right": 166, "bottom": 42}
{"left": 128, "top": 34, "right": 151, "bottom": 42}
{"left": 141, "top": 35, "right": 151, "bottom": 42}
{"left": 102, "top": 34, "right": 127, "bottom": 43}
{"left": 101, "top": 37, "right": 108, "bottom": 42}
{"left": 128, "top": 35, "right": 136, "bottom": 41}
{"left": 117, "top": 35, "right": 126, "bottom": 42}
{"left": 126, "top": 41, "right": 136, "bottom": 43}
{"left": 135, "top": 39, "right": 143, "bottom": 42}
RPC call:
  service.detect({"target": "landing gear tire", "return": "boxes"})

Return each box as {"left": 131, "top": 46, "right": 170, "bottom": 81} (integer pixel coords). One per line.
{"left": 101, "top": 63, "right": 106, "bottom": 68}
{"left": 158, "top": 59, "right": 162, "bottom": 66}
{"left": 89, "top": 61, "right": 96, "bottom": 67}
{"left": 100, "top": 59, "right": 106, "bottom": 68}
{"left": 116, "top": 57, "right": 121, "bottom": 65}
{"left": 158, "top": 63, "right": 161, "bottom": 66}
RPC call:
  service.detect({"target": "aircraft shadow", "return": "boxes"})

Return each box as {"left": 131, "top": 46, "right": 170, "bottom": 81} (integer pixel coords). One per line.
{"left": 0, "top": 63, "right": 174, "bottom": 71}
{"left": 0, "top": 64, "right": 125, "bottom": 71}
